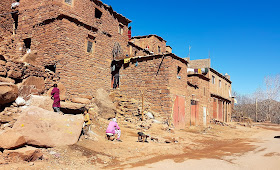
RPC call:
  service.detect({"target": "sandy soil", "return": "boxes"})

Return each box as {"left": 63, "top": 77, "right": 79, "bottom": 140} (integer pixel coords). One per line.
{"left": 130, "top": 123, "right": 280, "bottom": 170}
{"left": 1, "top": 121, "right": 279, "bottom": 170}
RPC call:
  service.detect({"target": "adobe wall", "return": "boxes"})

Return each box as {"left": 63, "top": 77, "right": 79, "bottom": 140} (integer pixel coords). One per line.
{"left": 8, "top": 0, "right": 131, "bottom": 97}
{"left": 117, "top": 55, "right": 174, "bottom": 119}
{"left": 128, "top": 44, "right": 149, "bottom": 58}
{"left": 132, "top": 36, "right": 166, "bottom": 55}
{"left": 187, "top": 75, "right": 211, "bottom": 126}
{"left": 208, "top": 70, "right": 232, "bottom": 100}
{"left": 188, "top": 59, "right": 211, "bottom": 68}
{"left": 207, "top": 70, "right": 232, "bottom": 122}
{"left": 0, "top": 0, "right": 15, "bottom": 39}
{"left": 167, "top": 58, "right": 190, "bottom": 126}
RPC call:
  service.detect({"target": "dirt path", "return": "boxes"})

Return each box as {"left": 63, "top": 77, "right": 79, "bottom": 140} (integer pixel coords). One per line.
{"left": 129, "top": 123, "right": 280, "bottom": 170}
{"left": 1, "top": 122, "right": 279, "bottom": 169}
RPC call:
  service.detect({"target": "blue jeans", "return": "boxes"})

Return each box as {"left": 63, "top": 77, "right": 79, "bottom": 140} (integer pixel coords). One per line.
{"left": 53, "top": 107, "right": 60, "bottom": 112}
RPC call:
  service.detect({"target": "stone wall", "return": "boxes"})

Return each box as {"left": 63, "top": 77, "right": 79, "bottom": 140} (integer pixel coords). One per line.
{"left": 4, "top": 0, "right": 132, "bottom": 97}
{"left": 0, "top": 0, "right": 15, "bottom": 39}
{"left": 188, "top": 58, "right": 211, "bottom": 68}
{"left": 187, "top": 75, "right": 211, "bottom": 125}
{"left": 132, "top": 35, "right": 166, "bottom": 55}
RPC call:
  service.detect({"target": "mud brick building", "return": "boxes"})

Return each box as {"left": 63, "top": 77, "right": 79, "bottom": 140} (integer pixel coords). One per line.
{"left": 131, "top": 35, "right": 167, "bottom": 55}
{"left": 1, "top": 0, "right": 132, "bottom": 97}
{"left": 188, "top": 59, "right": 233, "bottom": 124}
{"left": 112, "top": 53, "right": 190, "bottom": 128}
{"left": 0, "top": 0, "right": 234, "bottom": 128}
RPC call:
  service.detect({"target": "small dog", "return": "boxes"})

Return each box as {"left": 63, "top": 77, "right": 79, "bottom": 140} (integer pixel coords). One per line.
{"left": 138, "top": 132, "right": 149, "bottom": 143}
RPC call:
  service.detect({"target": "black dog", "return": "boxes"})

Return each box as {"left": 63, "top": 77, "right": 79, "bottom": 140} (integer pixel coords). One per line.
{"left": 138, "top": 132, "right": 149, "bottom": 143}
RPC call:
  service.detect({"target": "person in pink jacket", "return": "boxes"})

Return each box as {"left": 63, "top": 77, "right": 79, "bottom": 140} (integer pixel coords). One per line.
{"left": 106, "top": 118, "right": 121, "bottom": 142}
{"left": 51, "top": 84, "right": 60, "bottom": 113}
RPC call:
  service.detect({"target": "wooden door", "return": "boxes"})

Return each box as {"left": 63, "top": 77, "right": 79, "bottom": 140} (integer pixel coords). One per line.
{"left": 191, "top": 100, "right": 198, "bottom": 126}
{"left": 203, "top": 107, "right": 207, "bottom": 126}
{"left": 213, "top": 99, "right": 217, "bottom": 119}
{"left": 218, "top": 100, "right": 223, "bottom": 121}
{"left": 173, "top": 96, "right": 185, "bottom": 128}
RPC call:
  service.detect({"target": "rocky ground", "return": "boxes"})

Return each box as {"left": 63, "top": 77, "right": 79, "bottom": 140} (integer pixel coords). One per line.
{"left": 1, "top": 117, "right": 279, "bottom": 169}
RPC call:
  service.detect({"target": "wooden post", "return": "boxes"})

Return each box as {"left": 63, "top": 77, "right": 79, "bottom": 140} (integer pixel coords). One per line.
{"left": 141, "top": 90, "right": 144, "bottom": 121}
{"left": 255, "top": 99, "right": 257, "bottom": 122}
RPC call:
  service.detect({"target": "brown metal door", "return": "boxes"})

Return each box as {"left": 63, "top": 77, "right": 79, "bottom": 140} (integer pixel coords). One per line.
{"left": 218, "top": 100, "right": 223, "bottom": 121}
{"left": 173, "top": 96, "right": 185, "bottom": 128}
{"left": 213, "top": 99, "right": 217, "bottom": 119}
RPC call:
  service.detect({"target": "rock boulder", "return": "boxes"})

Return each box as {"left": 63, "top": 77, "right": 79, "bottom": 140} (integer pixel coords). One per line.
{"left": 27, "top": 95, "right": 53, "bottom": 111}
{"left": 0, "top": 77, "right": 15, "bottom": 84}
{"left": 22, "top": 76, "right": 45, "bottom": 93}
{"left": 60, "top": 101, "right": 85, "bottom": 114}
{"left": 3, "top": 146, "right": 43, "bottom": 162}
{"left": 0, "top": 82, "right": 18, "bottom": 105}
{"left": 12, "top": 106, "right": 84, "bottom": 147}
{"left": 0, "top": 129, "right": 26, "bottom": 149}
{"left": 71, "top": 97, "right": 91, "bottom": 104}
{"left": 94, "top": 88, "right": 116, "bottom": 119}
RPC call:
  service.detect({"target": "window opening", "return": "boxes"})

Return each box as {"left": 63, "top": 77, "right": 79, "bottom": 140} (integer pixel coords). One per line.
{"left": 11, "top": 12, "right": 18, "bottom": 34}
{"left": 86, "top": 35, "right": 95, "bottom": 54}
{"left": 212, "top": 76, "right": 215, "bottom": 84}
{"left": 134, "top": 51, "right": 137, "bottom": 56}
{"left": 158, "top": 46, "right": 161, "bottom": 53}
{"left": 111, "top": 61, "right": 121, "bottom": 89}
{"left": 0, "top": 55, "right": 6, "bottom": 61}
{"left": 177, "top": 66, "right": 181, "bottom": 75}
{"left": 87, "top": 41, "right": 93, "bottom": 53}
{"left": 45, "top": 65, "right": 56, "bottom": 73}
{"left": 177, "top": 66, "right": 181, "bottom": 79}
{"left": 65, "top": 0, "right": 72, "bottom": 5}
{"left": 23, "top": 38, "right": 31, "bottom": 53}
{"left": 219, "top": 80, "right": 221, "bottom": 88}
{"left": 95, "top": 8, "right": 102, "bottom": 19}
{"left": 118, "top": 25, "right": 124, "bottom": 34}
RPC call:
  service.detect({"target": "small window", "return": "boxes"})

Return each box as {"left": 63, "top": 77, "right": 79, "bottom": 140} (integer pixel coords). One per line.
{"left": 86, "top": 35, "right": 95, "bottom": 54}
{"left": 95, "top": 8, "right": 102, "bottom": 19}
{"left": 219, "top": 80, "right": 221, "bottom": 88}
{"left": 177, "top": 66, "right": 181, "bottom": 75}
{"left": 118, "top": 25, "right": 124, "bottom": 34}
{"left": 134, "top": 51, "right": 137, "bottom": 56}
{"left": 87, "top": 41, "right": 93, "bottom": 53}
{"left": 65, "top": 0, "right": 72, "bottom": 5}
{"left": 212, "top": 76, "right": 215, "bottom": 84}
{"left": 177, "top": 66, "right": 181, "bottom": 79}
{"left": 158, "top": 46, "right": 161, "bottom": 53}
{"left": 23, "top": 38, "right": 31, "bottom": 53}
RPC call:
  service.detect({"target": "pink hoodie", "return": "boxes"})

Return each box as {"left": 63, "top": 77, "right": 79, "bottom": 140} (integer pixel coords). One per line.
{"left": 106, "top": 121, "right": 120, "bottom": 134}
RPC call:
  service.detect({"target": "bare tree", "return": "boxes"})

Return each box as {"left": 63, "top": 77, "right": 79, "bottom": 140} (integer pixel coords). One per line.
{"left": 264, "top": 74, "right": 280, "bottom": 121}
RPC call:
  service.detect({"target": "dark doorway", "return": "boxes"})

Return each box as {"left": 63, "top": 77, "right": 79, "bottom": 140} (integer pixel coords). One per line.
{"left": 111, "top": 61, "right": 121, "bottom": 89}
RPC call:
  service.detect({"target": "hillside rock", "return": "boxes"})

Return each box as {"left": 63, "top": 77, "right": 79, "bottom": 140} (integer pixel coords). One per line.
{"left": 71, "top": 97, "right": 91, "bottom": 104}
{"left": 94, "top": 88, "right": 116, "bottom": 119}
{"left": 60, "top": 101, "right": 86, "bottom": 114}
{"left": 12, "top": 106, "right": 84, "bottom": 147}
{"left": 0, "top": 82, "right": 18, "bottom": 105}
{"left": 0, "top": 129, "right": 26, "bottom": 149}
{"left": 22, "top": 76, "right": 45, "bottom": 93}
{"left": 27, "top": 95, "right": 53, "bottom": 111}
{"left": 0, "top": 77, "right": 15, "bottom": 84}
{"left": 3, "top": 146, "right": 43, "bottom": 162}
{"left": 18, "top": 85, "right": 39, "bottom": 100}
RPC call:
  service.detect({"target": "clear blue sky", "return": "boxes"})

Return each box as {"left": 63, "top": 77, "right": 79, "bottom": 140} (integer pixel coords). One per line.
{"left": 102, "top": 0, "right": 280, "bottom": 96}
